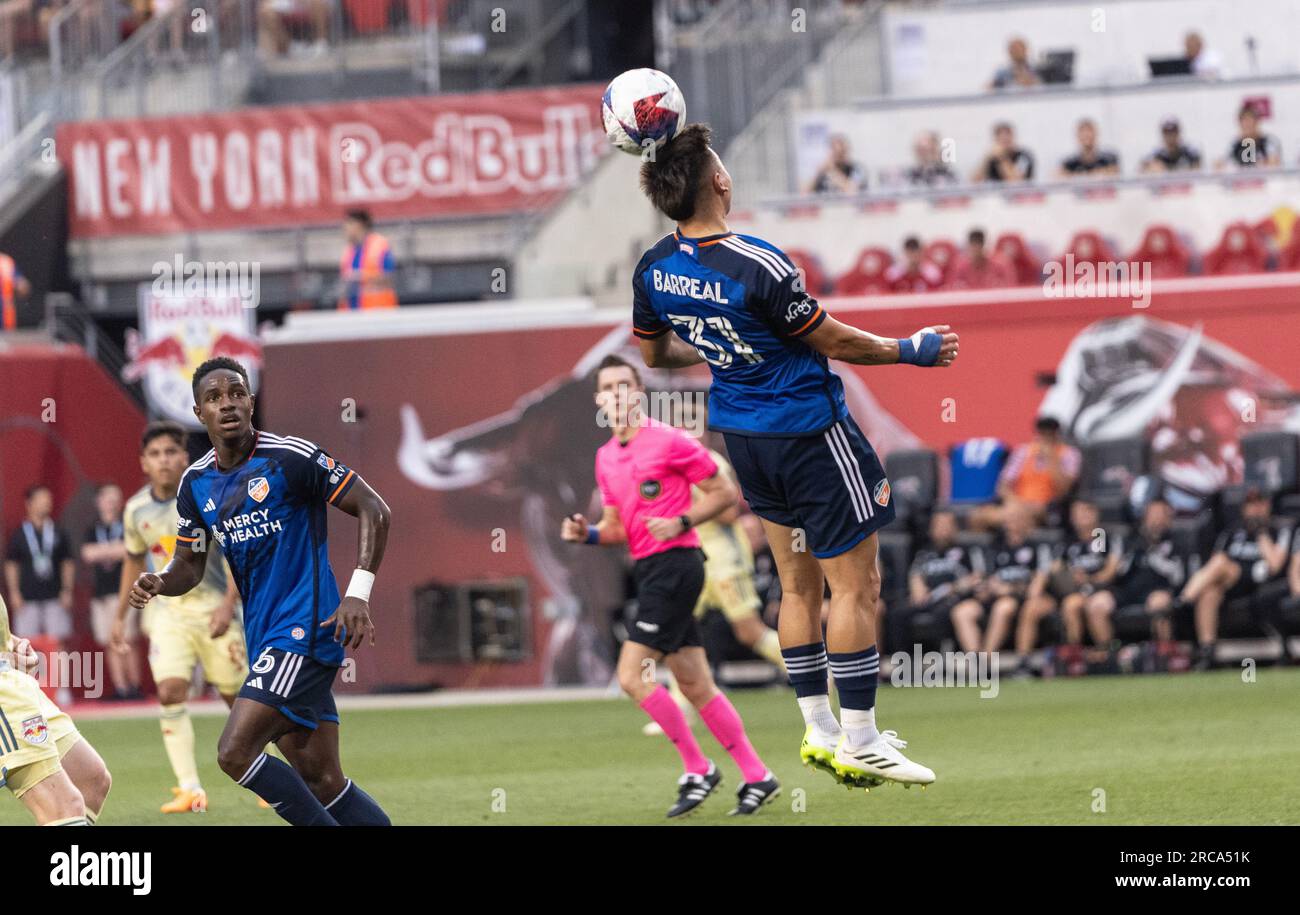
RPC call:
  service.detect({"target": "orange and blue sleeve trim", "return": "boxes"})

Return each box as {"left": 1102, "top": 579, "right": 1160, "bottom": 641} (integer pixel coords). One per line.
{"left": 327, "top": 469, "right": 357, "bottom": 505}
{"left": 633, "top": 323, "right": 670, "bottom": 339}
{"left": 788, "top": 305, "right": 827, "bottom": 338}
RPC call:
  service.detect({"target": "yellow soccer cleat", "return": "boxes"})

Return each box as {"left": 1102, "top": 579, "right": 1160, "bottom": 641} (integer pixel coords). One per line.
{"left": 161, "top": 786, "right": 208, "bottom": 814}
{"left": 800, "top": 724, "right": 847, "bottom": 783}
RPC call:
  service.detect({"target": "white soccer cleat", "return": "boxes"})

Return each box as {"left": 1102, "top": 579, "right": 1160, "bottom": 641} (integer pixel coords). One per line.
{"left": 833, "top": 730, "right": 936, "bottom": 789}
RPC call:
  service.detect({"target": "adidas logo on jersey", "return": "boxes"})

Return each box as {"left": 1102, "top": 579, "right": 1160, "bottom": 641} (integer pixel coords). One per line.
{"left": 203, "top": 498, "right": 215, "bottom": 512}
{"left": 247, "top": 677, "right": 263, "bottom": 689}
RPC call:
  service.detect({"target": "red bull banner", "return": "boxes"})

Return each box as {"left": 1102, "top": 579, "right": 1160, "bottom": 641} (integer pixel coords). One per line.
{"left": 128, "top": 281, "right": 261, "bottom": 427}
{"left": 57, "top": 84, "right": 607, "bottom": 238}
{"left": 259, "top": 276, "right": 1300, "bottom": 691}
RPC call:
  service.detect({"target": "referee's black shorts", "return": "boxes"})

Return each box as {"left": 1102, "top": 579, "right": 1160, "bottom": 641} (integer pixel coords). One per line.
{"left": 724, "top": 414, "right": 896, "bottom": 558}
{"left": 629, "top": 547, "right": 706, "bottom": 654}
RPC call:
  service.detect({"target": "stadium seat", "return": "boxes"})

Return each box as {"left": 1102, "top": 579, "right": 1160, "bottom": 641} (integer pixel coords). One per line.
{"left": 784, "top": 248, "right": 830, "bottom": 296}
{"left": 1128, "top": 225, "right": 1192, "bottom": 278}
{"left": 1076, "top": 436, "right": 1148, "bottom": 522}
{"left": 1056, "top": 230, "right": 1118, "bottom": 270}
{"left": 833, "top": 247, "right": 893, "bottom": 296}
{"left": 346, "top": 0, "right": 392, "bottom": 33}
{"left": 992, "top": 233, "right": 1042, "bottom": 286}
{"left": 1241, "top": 430, "right": 1300, "bottom": 495}
{"left": 1279, "top": 231, "right": 1300, "bottom": 271}
{"left": 1203, "top": 221, "right": 1270, "bottom": 275}
{"left": 922, "top": 238, "right": 960, "bottom": 283}
{"left": 884, "top": 447, "right": 940, "bottom": 524}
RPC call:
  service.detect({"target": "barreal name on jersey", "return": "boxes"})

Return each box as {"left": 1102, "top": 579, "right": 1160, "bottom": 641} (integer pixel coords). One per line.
{"left": 50, "top": 846, "right": 151, "bottom": 895}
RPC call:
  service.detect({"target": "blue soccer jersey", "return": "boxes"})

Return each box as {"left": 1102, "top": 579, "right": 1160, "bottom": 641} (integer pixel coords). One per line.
{"left": 632, "top": 230, "right": 848, "bottom": 436}
{"left": 175, "top": 431, "right": 358, "bottom": 666}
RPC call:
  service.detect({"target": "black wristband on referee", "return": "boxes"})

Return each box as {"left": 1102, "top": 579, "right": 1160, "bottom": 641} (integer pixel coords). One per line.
{"left": 678, "top": 514, "right": 693, "bottom": 531}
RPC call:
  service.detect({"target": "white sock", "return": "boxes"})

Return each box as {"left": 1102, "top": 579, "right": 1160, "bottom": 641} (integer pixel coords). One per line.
{"left": 797, "top": 695, "right": 841, "bottom": 737}
{"left": 841, "top": 707, "right": 879, "bottom": 748}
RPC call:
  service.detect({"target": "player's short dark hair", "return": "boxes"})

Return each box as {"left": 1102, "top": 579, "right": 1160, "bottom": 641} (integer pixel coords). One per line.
{"left": 595, "top": 353, "right": 642, "bottom": 387}
{"left": 1035, "top": 415, "right": 1061, "bottom": 434}
{"left": 640, "top": 123, "right": 715, "bottom": 222}
{"left": 24, "top": 484, "right": 50, "bottom": 501}
{"left": 903, "top": 236, "right": 922, "bottom": 251}
{"left": 993, "top": 121, "right": 1013, "bottom": 135}
{"left": 344, "top": 208, "right": 373, "bottom": 228}
{"left": 141, "top": 420, "right": 187, "bottom": 452}
{"left": 191, "top": 357, "right": 251, "bottom": 401}
{"left": 968, "top": 228, "right": 986, "bottom": 246}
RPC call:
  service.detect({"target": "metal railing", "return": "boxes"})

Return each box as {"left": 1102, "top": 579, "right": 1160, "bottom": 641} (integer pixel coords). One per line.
{"left": 44, "top": 292, "right": 146, "bottom": 410}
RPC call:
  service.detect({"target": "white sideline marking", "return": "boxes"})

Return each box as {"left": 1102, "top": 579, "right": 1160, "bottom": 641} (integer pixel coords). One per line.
{"left": 65, "top": 686, "right": 618, "bottom": 722}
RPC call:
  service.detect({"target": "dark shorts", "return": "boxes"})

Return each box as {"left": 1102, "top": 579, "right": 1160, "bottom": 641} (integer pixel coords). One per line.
{"left": 239, "top": 648, "right": 339, "bottom": 730}
{"left": 1103, "top": 577, "right": 1172, "bottom": 610}
{"left": 630, "top": 547, "right": 706, "bottom": 655}
{"left": 723, "top": 415, "right": 895, "bottom": 558}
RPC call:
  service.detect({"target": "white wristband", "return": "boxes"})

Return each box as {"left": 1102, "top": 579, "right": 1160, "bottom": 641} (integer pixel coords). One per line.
{"left": 345, "top": 569, "right": 375, "bottom": 602}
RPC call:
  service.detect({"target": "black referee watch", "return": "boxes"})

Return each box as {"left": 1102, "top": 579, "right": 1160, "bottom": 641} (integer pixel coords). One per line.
{"left": 678, "top": 514, "right": 693, "bottom": 532}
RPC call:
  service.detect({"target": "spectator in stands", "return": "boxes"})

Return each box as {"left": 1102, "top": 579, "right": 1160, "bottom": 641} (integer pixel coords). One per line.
{"left": 906, "top": 509, "right": 984, "bottom": 646}
{"left": 1178, "top": 487, "right": 1291, "bottom": 670}
{"left": 885, "top": 236, "right": 943, "bottom": 293}
{"left": 1183, "top": 30, "right": 1224, "bottom": 80}
{"left": 948, "top": 228, "right": 1014, "bottom": 289}
{"left": 4, "top": 485, "right": 75, "bottom": 646}
{"left": 905, "top": 131, "right": 958, "bottom": 188}
{"left": 258, "top": 0, "right": 329, "bottom": 57}
{"left": 805, "top": 134, "right": 867, "bottom": 194}
{"left": 988, "top": 36, "right": 1042, "bottom": 91}
{"left": 1141, "top": 117, "right": 1203, "bottom": 172}
{"left": 0, "top": 248, "right": 31, "bottom": 331}
{"left": 973, "top": 122, "right": 1034, "bottom": 183}
{"left": 1082, "top": 496, "right": 1183, "bottom": 647}
{"left": 1274, "top": 536, "right": 1300, "bottom": 665}
{"left": 81, "top": 483, "right": 141, "bottom": 701}
{"left": 338, "top": 208, "right": 398, "bottom": 311}
{"left": 1221, "top": 103, "right": 1281, "bottom": 169}
{"left": 953, "top": 502, "right": 1053, "bottom": 660}
{"left": 1051, "top": 499, "right": 1121, "bottom": 650}
{"left": 997, "top": 416, "right": 1081, "bottom": 522}
{"left": 1058, "top": 118, "right": 1120, "bottom": 178}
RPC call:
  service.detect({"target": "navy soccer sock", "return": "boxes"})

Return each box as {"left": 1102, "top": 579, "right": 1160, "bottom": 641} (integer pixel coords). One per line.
{"left": 239, "top": 753, "right": 339, "bottom": 826}
{"left": 828, "top": 646, "right": 881, "bottom": 746}
{"left": 324, "top": 778, "right": 392, "bottom": 826}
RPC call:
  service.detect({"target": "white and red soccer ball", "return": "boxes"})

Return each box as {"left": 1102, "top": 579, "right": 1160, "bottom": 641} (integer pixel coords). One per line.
{"left": 601, "top": 68, "right": 686, "bottom": 157}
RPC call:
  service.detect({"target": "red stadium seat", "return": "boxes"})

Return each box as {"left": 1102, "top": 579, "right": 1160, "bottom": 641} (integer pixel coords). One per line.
{"left": 992, "top": 232, "right": 1042, "bottom": 286}
{"left": 784, "top": 248, "right": 830, "bottom": 296}
{"left": 1277, "top": 232, "right": 1300, "bottom": 271}
{"left": 346, "top": 0, "right": 391, "bottom": 32}
{"left": 1203, "top": 221, "right": 1270, "bottom": 275}
{"left": 923, "top": 238, "right": 960, "bottom": 282}
{"left": 834, "top": 247, "right": 893, "bottom": 296}
{"left": 1057, "top": 230, "right": 1118, "bottom": 269}
{"left": 1128, "top": 225, "right": 1192, "bottom": 278}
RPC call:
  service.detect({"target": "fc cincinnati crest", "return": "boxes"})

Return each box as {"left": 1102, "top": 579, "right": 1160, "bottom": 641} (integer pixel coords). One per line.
{"left": 21, "top": 715, "right": 48, "bottom": 745}
{"left": 247, "top": 477, "right": 270, "bottom": 503}
{"left": 291, "top": 627, "right": 306, "bottom": 640}
{"left": 640, "top": 479, "right": 662, "bottom": 500}
{"left": 873, "top": 479, "right": 891, "bottom": 507}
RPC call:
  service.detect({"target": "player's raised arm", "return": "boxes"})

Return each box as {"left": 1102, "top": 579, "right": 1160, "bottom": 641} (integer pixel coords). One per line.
{"left": 324, "top": 474, "right": 391, "bottom": 649}
{"left": 803, "top": 318, "right": 960, "bottom": 367}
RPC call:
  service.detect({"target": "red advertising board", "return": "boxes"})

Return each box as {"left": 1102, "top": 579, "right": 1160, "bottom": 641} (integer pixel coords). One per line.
{"left": 57, "top": 84, "right": 607, "bottom": 238}
{"left": 259, "top": 277, "right": 1300, "bottom": 691}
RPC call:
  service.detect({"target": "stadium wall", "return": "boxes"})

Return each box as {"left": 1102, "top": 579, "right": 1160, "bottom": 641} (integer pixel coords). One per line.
{"left": 259, "top": 276, "right": 1300, "bottom": 689}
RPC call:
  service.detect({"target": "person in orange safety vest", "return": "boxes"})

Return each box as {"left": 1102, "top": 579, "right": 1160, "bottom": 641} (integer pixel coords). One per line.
{"left": 338, "top": 209, "right": 397, "bottom": 311}
{"left": 1, "top": 251, "right": 32, "bottom": 331}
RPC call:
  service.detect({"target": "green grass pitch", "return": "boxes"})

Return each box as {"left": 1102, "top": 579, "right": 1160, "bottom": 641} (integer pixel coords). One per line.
{"left": 4, "top": 669, "right": 1297, "bottom": 825}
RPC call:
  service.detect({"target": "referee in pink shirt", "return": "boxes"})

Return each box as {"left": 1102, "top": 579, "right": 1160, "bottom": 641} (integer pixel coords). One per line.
{"left": 561, "top": 354, "right": 777, "bottom": 818}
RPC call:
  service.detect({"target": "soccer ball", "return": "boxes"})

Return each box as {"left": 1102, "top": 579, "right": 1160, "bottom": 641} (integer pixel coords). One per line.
{"left": 601, "top": 68, "right": 686, "bottom": 157}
